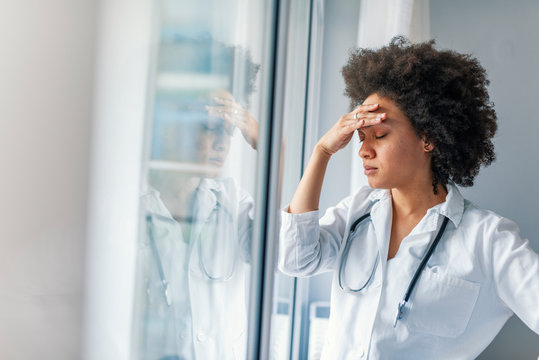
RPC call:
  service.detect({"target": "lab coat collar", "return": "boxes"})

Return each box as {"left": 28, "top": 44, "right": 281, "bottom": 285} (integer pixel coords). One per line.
{"left": 365, "top": 182, "right": 464, "bottom": 229}
{"left": 367, "top": 188, "right": 391, "bottom": 203}
{"left": 194, "top": 180, "right": 217, "bottom": 222}
{"left": 141, "top": 186, "right": 174, "bottom": 219}
{"left": 426, "top": 182, "right": 464, "bottom": 229}
{"left": 195, "top": 178, "right": 233, "bottom": 221}
{"left": 199, "top": 177, "right": 222, "bottom": 193}
{"left": 368, "top": 191, "right": 393, "bottom": 270}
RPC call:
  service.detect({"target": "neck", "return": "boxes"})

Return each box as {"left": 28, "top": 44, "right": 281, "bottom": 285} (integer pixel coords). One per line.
{"left": 152, "top": 174, "right": 202, "bottom": 218}
{"left": 390, "top": 182, "right": 447, "bottom": 218}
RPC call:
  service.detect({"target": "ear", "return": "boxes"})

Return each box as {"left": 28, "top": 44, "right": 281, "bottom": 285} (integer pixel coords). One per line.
{"left": 422, "top": 136, "right": 434, "bottom": 153}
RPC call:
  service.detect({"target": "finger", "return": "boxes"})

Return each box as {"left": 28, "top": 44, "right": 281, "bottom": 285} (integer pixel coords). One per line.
{"left": 213, "top": 97, "right": 243, "bottom": 113}
{"left": 206, "top": 106, "right": 222, "bottom": 114}
{"left": 346, "top": 119, "right": 365, "bottom": 131}
{"left": 207, "top": 105, "right": 233, "bottom": 116}
{"left": 206, "top": 108, "right": 229, "bottom": 120}
{"left": 348, "top": 104, "right": 379, "bottom": 121}
{"left": 348, "top": 106, "right": 380, "bottom": 121}
{"left": 357, "top": 112, "right": 387, "bottom": 129}
{"left": 343, "top": 111, "right": 382, "bottom": 126}
{"left": 213, "top": 96, "right": 235, "bottom": 105}
{"left": 347, "top": 113, "right": 384, "bottom": 131}
{"left": 207, "top": 104, "right": 232, "bottom": 111}
{"left": 208, "top": 104, "right": 244, "bottom": 118}
{"left": 353, "top": 103, "right": 379, "bottom": 113}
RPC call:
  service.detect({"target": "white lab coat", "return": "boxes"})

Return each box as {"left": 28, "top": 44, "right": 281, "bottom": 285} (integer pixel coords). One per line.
{"left": 279, "top": 183, "right": 539, "bottom": 360}
{"left": 139, "top": 177, "right": 254, "bottom": 360}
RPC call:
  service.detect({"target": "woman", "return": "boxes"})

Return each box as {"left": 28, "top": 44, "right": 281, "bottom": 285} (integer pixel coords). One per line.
{"left": 279, "top": 37, "right": 538, "bottom": 359}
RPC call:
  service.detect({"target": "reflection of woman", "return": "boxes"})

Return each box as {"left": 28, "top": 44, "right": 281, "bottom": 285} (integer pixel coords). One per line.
{"left": 279, "top": 37, "right": 538, "bottom": 359}
{"left": 139, "top": 92, "right": 257, "bottom": 360}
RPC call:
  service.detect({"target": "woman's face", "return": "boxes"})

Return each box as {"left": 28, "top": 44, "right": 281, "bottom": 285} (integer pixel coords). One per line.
{"left": 197, "top": 117, "right": 233, "bottom": 168}
{"left": 358, "top": 93, "right": 432, "bottom": 190}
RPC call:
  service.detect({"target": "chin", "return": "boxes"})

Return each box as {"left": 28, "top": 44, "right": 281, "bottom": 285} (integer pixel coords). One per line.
{"left": 367, "top": 178, "right": 392, "bottom": 190}
{"left": 367, "top": 177, "right": 382, "bottom": 188}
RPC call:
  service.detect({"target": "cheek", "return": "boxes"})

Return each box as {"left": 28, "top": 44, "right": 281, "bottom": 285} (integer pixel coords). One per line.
{"left": 382, "top": 141, "right": 406, "bottom": 163}
{"left": 384, "top": 138, "right": 425, "bottom": 167}
{"left": 197, "top": 135, "right": 213, "bottom": 152}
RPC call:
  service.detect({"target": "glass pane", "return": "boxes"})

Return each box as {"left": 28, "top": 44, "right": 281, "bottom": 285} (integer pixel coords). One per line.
{"left": 269, "top": 0, "right": 311, "bottom": 357}
{"left": 268, "top": 0, "right": 326, "bottom": 359}
{"left": 132, "top": 0, "right": 276, "bottom": 359}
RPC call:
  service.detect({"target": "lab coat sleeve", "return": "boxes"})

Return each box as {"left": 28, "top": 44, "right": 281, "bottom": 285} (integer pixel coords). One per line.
{"left": 488, "top": 217, "right": 539, "bottom": 334}
{"left": 278, "top": 197, "right": 351, "bottom": 277}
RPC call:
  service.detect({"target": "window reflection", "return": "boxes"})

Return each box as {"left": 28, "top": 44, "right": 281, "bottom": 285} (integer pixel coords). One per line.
{"left": 134, "top": 8, "right": 262, "bottom": 358}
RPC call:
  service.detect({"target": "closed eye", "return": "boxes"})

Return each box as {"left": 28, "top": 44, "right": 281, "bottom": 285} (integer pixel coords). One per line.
{"left": 375, "top": 134, "right": 387, "bottom": 140}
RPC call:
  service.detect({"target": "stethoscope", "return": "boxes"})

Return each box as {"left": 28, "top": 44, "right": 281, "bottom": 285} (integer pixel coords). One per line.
{"left": 338, "top": 212, "right": 450, "bottom": 327}
{"left": 194, "top": 200, "right": 237, "bottom": 281}
{"left": 145, "top": 197, "right": 237, "bottom": 307}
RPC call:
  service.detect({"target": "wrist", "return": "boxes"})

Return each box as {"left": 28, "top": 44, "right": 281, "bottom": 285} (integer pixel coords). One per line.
{"left": 314, "top": 143, "right": 333, "bottom": 158}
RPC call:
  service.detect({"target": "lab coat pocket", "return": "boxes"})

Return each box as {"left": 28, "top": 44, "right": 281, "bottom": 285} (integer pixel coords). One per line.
{"left": 406, "top": 269, "right": 480, "bottom": 338}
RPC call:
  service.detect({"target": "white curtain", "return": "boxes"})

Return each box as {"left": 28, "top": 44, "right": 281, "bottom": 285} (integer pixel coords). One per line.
{"left": 350, "top": 0, "right": 430, "bottom": 193}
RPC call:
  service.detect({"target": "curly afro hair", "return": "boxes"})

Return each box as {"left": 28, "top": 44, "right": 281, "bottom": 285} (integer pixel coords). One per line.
{"left": 342, "top": 36, "right": 497, "bottom": 193}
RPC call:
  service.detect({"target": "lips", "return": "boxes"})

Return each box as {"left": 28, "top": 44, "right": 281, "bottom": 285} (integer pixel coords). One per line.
{"left": 209, "top": 157, "right": 225, "bottom": 166}
{"left": 363, "top": 165, "right": 378, "bottom": 175}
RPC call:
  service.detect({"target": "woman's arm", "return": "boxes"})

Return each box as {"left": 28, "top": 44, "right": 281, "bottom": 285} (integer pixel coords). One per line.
{"left": 279, "top": 103, "right": 385, "bottom": 276}
{"left": 288, "top": 103, "right": 385, "bottom": 214}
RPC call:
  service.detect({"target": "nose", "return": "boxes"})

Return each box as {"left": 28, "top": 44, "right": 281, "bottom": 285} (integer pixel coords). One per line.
{"left": 212, "top": 132, "right": 228, "bottom": 152}
{"left": 359, "top": 140, "right": 375, "bottom": 159}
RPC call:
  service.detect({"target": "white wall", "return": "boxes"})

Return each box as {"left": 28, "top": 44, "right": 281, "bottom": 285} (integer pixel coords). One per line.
{"left": 430, "top": 0, "right": 539, "bottom": 358}
{"left": 0, "top": 1, "right": 97, "bottom": 359}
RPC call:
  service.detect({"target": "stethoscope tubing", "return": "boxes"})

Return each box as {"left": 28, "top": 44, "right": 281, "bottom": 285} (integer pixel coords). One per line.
{"left": 338, "top": 213, "right": 375, "bottom": 292}
{"left": 145, "top": 201, "right": 238, "bottom": 308}
{"left": 403, "top": 216, "right": 449, "bottom": 303}
{"left": 338, "top": 211, "right": 450, "bottom": 327}
{"left": 146, "top": 214, "right": 172, "bottom": 306}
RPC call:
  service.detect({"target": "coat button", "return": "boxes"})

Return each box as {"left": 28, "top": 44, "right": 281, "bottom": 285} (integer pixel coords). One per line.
{"left": 346, "top": 347, "right": 364, "bottom": 360}
{"left": 197, "top": 331, "right": 207, "bottom": 342}
{"left": 354, "top": 347, "right": 364, "bottom": 358}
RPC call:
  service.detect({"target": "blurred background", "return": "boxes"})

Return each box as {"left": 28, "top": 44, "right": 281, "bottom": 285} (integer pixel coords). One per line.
{"left": 0, "top": 0, "right": 537, "bottom": 359}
